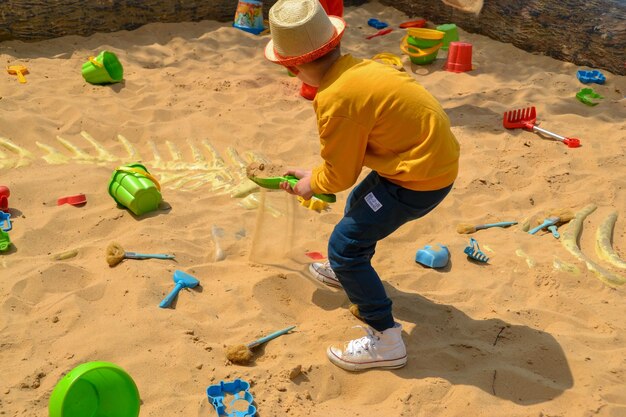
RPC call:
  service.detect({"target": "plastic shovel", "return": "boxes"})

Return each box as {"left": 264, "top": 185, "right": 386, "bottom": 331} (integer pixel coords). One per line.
{"left": 248, "top": 174, "right": 336, "bottom": 203}
{"left": 366, "top": 28, "right": 393, "bottom": 40}
{"left": 503, "top": 106, "right": 581, "bottom": 148}
{"left": 7, "top": 65, "right": 28, "bottom": 83}
{"left": 159, "top": 270, "right": 200, "bottom": 308}
{"left": 57, "top": 193, "right": 87, "bottom": 206}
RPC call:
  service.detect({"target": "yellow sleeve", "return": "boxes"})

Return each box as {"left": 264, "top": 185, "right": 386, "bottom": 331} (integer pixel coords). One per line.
{"left": 310, "top": 116, "right": 369, "bottom": 194}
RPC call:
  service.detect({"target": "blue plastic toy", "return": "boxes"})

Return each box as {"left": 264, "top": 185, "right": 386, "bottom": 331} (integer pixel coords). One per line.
{"left": 159, "top": 270, "right": 200, "bottom": 308}
{"left": 415, "top": 244, "right": 450, "bottom": 268}
{"left": 576, "top": 70, "right": 606, "bottom": 85}
{"left": 464, "top": 237, "right": 489, "bottom": 263}
{"left": 0, "top": 211, "right": 11, "bottom": 232}
{"left": 367, "top": 18, "right": 388, "bottom": 30}
{"left": 206, "top": 379, "right": 256, "bottom": 417}
{"left": 547, "top": 225, "right": 560, "bottom": 239}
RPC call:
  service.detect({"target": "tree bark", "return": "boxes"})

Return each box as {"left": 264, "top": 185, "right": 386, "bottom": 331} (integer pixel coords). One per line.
{"left": 0, "top": 0, "right": 621, "bottom": 75}
{"left": 0, "top": 1, "right": 365, "bottom": 42}
{"left": 380, "top": 0, "right": 625, "bottom": 75}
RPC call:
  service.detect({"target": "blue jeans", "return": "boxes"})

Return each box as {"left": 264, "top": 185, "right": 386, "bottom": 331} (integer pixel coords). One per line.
{"left": 328, "top": 171, "right": 453, "bottom": 332}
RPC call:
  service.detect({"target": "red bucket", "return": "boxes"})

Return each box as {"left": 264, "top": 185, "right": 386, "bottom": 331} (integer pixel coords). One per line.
{"left": 445, "top": 42, "right": 473, "bottom": 73}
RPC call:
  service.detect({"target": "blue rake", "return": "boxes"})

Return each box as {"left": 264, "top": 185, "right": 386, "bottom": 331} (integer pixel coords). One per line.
{"left": 464, "top": 237, "right": 489, "bottom": 263}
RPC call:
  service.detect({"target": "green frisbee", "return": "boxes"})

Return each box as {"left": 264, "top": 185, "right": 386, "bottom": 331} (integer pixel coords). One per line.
{"left": 49, "top": 361, "right": 140, "bottom": 417}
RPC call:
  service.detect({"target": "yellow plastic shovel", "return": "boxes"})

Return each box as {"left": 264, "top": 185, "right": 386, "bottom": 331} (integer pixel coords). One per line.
{"left": 7, "top": 65, "right": 28, "bottom": 83}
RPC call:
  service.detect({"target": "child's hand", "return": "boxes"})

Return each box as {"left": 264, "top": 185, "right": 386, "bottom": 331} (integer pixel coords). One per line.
{"left": 280, "top": 169, "right": 314, "bottom": 200}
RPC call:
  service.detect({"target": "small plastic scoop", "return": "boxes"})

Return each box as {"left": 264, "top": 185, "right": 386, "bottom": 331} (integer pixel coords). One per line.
{"left": 7, "top": 65, "right": 28, "bottom": 83}
{"left": 248, "top": 174, "right": 336, "bottom": 203}
{"left": 57, "top": 193, "right": 87, "bottom": 206}
{"left": 159, "top": 270, "right": 200, "bottom": 308}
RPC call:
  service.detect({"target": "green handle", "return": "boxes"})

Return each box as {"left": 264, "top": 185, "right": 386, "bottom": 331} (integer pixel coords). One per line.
{"left": 284, "top": 176, "right": 336, "bottom": 203}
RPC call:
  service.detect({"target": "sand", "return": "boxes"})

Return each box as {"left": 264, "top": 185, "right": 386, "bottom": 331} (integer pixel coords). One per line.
{"left": 1, "top": 1, "right": 625, "bottom": 416}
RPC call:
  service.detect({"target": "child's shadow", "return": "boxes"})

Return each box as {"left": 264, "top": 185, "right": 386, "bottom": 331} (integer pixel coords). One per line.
{"left": 312, "top": 283, "right": 573, "bottom": 405}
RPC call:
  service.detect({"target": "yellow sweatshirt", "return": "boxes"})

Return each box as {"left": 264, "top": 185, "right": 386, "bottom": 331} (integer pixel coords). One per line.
{"left": 311, "top": 54, "right": 460, "bottom": 194}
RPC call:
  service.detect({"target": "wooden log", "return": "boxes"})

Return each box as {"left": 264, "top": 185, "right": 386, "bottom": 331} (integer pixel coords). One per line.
{"left": 0, "top": 1, "right": 237, "bottom": 42}
{"left": 0, "top": 0, "right": 620, "bottom": 75}
{"left": 380, "top": 0, "right": 625, "bottom": 75}
{"left": 0, "top": 0, "right": 364, "bottom": 42}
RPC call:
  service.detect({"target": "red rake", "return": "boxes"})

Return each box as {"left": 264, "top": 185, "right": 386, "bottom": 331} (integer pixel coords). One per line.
{"left": 503, "top": 106, "right": 581, "bottom": 148}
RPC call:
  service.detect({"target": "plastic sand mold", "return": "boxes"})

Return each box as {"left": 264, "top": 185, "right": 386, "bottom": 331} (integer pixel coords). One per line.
{"left": 0, "top": 211, "right": 12, "bottom": 232}
{"left": 415, "top": 244, "right": 450, "bottom": 268}
{"left": 367, "top": 18, "right": 388, "bottom": 29}
{"left": 576, "top": 70, "right": 606, "bottom": 84}
{"left": 0, "top": 229, "right": 10, "bottom": 252}
{"left": 576, "top": 88, "right": 603, "bottom": 106}
{"left": 206, "top": 379, "right": 256, "bottom": 417}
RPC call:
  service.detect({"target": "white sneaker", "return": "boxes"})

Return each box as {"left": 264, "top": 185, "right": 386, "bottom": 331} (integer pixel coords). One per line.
{"left": 308, "top": 261, "right": 342, "bottom": 288}
{"left": 327, "top": 323, "right": 407, "bottom": 371}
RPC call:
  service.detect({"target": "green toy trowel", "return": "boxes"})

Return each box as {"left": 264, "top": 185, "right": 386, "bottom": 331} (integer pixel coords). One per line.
{"left": 248, "top": 174, "right": 336, "bottom": 203}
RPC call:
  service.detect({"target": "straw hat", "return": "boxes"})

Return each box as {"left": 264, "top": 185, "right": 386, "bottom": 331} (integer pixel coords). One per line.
{"left": 264, "top": 0, "right": 346, "bottom": 66}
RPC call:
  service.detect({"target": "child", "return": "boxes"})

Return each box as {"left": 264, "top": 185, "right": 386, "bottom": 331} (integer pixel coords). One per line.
{"left": 298, "top": 0, "right": 344, "bottom": 100}
{"left": 265, "top": 0, "right": 460, "bottom": 371}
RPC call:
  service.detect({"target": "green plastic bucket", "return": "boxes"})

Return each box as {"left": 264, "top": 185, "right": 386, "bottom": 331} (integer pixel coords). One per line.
{"left": 436, "top": 23, "right": 459, "bottom": 50}
{"left": 49, "top": 361, "right": 140, "bottom": 417}
{"left": 82, "top": 51, "right": 124, "bottom": 84}
{"left": 400, "top": 35, "right": 441, "bottom": 65}
{"left": 108, "top": 163, "right": 162, "bottom": 216}
{"left": 409, "top": 50, "right": 439, "bottom": 65}
{"left": 405, "top": 28, "right": 445, "bottom": 49}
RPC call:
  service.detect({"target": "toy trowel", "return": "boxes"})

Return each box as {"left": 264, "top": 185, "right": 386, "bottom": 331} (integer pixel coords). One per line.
{"left": 159, "top": 270, "right": 200, "bottom": 308}
{"left": 247, "top": 174, "right": 336, "bottom": 203}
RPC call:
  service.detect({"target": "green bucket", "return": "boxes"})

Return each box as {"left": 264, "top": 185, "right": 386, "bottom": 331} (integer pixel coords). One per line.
{"left": 49, "top": 361, "right": 140, "bottom": 417}
{"left": 436, "top": 23, "right": 460, "bottom": 50}
{"left": 401, "top": 35, "right": 441, "bottom": 65}
{"left": 407, "top": 36, "right": 441, "bottom": 49}
{"left": 405, "top": 28, "right": 445, "bottom": 49}
{"left": 409, "top": 50, "right": 439, "bottom": 65}
{"left": 108, "top": 163, "right": 162, "bottom": 216}
{"left": 82, "top": 51, "right": 124, "bottom": 84}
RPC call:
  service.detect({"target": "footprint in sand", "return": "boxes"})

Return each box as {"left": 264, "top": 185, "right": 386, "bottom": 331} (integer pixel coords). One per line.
{"left": 7, "top": 263, "right": 104, "bottom": 308}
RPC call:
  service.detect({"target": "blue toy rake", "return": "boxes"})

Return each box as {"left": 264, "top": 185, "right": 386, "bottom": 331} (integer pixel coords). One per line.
{"left": 464, "top": 237, "right": 489, "bottom": 263}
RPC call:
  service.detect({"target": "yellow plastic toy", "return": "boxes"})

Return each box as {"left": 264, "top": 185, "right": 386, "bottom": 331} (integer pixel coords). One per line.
{"left": 372, "top": 52, "right": 403, "bottom": 70}
{"left": 7, "top": 65, "right": 28, "bottom": 83}
{"left": 298, "top": 196, "right": 329, "bottom": 212}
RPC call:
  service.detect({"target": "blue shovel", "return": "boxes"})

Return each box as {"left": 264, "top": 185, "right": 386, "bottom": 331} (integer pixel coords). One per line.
{"left": 159, "top": 270, "right": 200, "bottom": 308}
